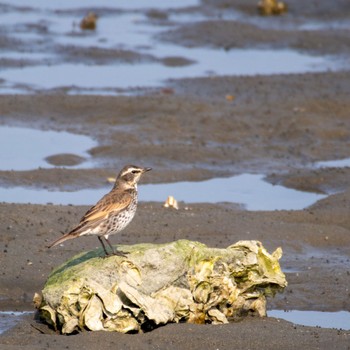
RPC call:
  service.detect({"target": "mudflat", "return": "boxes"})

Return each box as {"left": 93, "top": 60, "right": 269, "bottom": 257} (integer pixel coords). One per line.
{"left": 1, "top": 0, "right": 350, "bottom": 349}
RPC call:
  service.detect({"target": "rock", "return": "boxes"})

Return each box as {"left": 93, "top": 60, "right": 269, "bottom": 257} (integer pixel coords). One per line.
{"left": 37, "top": 240, "right": 287, "bottom": 333}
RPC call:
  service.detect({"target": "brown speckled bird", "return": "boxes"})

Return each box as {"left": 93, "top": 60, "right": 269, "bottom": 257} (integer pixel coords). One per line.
{"left": 48, "top": 165, "right": 151, "bottom": 256}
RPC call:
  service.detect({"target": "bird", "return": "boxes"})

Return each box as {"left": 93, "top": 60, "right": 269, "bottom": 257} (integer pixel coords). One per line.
{"left": 48, "top": 165, "right": 151, "bottom": 256}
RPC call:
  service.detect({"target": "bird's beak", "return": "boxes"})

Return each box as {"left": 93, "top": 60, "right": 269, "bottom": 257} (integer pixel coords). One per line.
{"left": 143, "top": 167, "right": 152, "bottom": 173}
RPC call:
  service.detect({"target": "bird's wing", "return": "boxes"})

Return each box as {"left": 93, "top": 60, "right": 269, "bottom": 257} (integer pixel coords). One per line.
{"left": 70, "top": 191, "right": 132, "bottom": 235}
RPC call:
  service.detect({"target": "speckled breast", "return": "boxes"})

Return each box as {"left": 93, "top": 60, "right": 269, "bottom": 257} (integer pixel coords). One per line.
{"left": 105, "top": 196, "right": 138, "bottom": 236}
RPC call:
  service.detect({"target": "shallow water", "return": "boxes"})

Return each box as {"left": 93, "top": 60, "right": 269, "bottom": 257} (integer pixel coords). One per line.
{"left": 315, "top": 157, "right": 350, "bottom": 169}
{"left": 0, "top": 311, "right": 33, "bottom": 335}
{"left": 0, "top": 174, "right": 327, "bottom": 211}
{"left": 0, "top": 50, "right": 337, "bottom": 94}
{"left": 0, "top": 0, "right": 345, "bottom": 94}
{"left": 4, "top": 0, "right": 199, "bottom": 10}
{"left": 268, "top": 310, "right": 350, "bottom": 330}
{"left": 0, "top": 126, "right": 97, "bottom": 170}
{"left": 141, "top": 174, "right": 327, "bottom": 210}
{"left": 1, "top": 309, "right": 349, "bottom": 334}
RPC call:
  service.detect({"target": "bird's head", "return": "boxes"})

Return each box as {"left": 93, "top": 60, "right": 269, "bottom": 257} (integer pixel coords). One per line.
{"left": 116, "top": 165, "right": 152, "bottom": 189}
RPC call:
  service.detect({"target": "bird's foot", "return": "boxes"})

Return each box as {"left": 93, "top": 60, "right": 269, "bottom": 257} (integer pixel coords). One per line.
{"left": 102, "top": 249, "right": 128, "bottom": 258}
{"left": 112, "top": 249, "right": 128, "bottom": 257}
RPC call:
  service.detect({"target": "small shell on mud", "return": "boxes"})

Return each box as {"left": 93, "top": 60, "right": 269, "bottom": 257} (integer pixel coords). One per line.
{"left": 164, "top": 195, "right": 179, "bottom": 210}
{"left": 80, "top": 12, "right": 98, "bottom": 30}
{"left": 107, "top": 177, "right": 116, "bottom": 184}
{"left": 225, "top": 94, "right": 235, "bottom": 102}
{"left": 257, "top": 0, "right": 287, "bottom": 16}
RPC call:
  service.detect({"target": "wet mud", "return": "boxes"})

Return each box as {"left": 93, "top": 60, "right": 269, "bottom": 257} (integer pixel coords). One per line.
{"left": 1, "top": 0, "right": 350, "bottom": 349}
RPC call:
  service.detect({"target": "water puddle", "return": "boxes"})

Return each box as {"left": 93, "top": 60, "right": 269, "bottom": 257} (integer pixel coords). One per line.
{"left": 299, "top": 21, "right": 350, "bottom": 31}
{"left": 0, "top": 50, "right": 338, "bottom": 94}
{"left": 268, "top": 310, "right": 350, "bottom": 330}
{"left": 0, "top": 311, "right": 33, "bottom": 335}
{"left": 4, "top": 0, "right": 199, "bottom": 10}
{"left": 206, "top": 8, "right": 350, "bottom": 32}
{"left": 0, "top": 1, "right": 345, "bottom": 94}
{"left": 315, "top": 157, "right": 350, "bottom": 169}
{"left": 141, "top": 174, "right": 327, "bottom": 210}
{"left": 0, "top": 126, "right": 97, "bottom": 170}
{"left": 0, "top": 174, "right": 327, "bottom": 211}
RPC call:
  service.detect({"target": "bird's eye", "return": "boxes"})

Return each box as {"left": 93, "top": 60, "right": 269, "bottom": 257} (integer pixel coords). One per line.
{"left": 131, "top": 170, "right": 139, "bottom": 174}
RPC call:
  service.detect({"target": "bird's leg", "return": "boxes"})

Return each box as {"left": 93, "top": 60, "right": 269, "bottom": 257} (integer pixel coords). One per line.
{"left": 98, "top": 236, "right": 127, "bottom": 257}
{"left": 105, "top": 237, "right": 128, "bottom": 257}
{"left": 98, "top": 236, "right": 110, "bottom": 256}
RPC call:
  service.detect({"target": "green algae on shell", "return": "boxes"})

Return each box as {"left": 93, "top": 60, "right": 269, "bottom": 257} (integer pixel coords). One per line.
{"left": 38, "top": 240, "right": 287, "bottom": 333}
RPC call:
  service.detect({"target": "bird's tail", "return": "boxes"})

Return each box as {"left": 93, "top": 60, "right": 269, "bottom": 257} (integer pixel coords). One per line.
{"left": 48, "top": 232, "right": 76, "bottom": 248}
